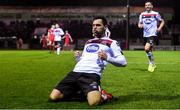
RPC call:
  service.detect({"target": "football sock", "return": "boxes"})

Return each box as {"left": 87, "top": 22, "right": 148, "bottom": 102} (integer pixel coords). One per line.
{"left": 146, "top": 51, "right": 154, "bottom": 64}
{"left": 57, "top": 47, "right": 60, "bottom": 55}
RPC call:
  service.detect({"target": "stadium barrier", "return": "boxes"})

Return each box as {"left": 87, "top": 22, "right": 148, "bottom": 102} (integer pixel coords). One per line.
{"left": 21, "top": 44, "right": 29, "bottom": 49}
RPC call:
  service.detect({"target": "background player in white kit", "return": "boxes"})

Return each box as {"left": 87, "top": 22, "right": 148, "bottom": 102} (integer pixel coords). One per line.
{"left": 138, "top": 1, "right": 164, "bottom": 72}
{"left": 49, "top": 16, "right": 127, "bottom": 106}
{"left": 54, "top": 23, "right": 64, "bottom": 55}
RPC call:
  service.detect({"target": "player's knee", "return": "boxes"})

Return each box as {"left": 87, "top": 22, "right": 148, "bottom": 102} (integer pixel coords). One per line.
{"left": 145, "top": 43, "right": 151, "bottom": 51}
{"left": 49, "top": 89, "right": 64, "bottom": 101}
{"left": 144, "top": 47, "right": 150, "bottom": 52}
{"left": 87, "top": 91, "right": 101, "bottom": 106}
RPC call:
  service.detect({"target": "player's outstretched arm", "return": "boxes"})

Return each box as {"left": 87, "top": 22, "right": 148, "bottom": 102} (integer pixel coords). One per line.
{"left": 106, "top": 55, "right": 127, "bottom": 67}
{"left": 98, "top": 49, "right": 127, "bottom": 67}
{"left": 106, "top": 41, "right": 127, "bottom": 67}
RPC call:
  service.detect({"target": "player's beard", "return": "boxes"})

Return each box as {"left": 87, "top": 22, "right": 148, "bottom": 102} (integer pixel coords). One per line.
{"left": 92, "top": 30, "right": 104, "bottom": 38}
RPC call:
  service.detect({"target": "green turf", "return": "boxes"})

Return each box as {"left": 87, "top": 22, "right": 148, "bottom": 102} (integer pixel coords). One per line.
{"left": 0, "top": 50, "right": 180, "bottom": 109}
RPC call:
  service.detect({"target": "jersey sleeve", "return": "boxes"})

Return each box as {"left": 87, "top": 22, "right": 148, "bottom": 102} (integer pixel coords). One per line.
{"left": 59, "top": 28, "right": 64, "bottom": 36}
{"left": 156, "top": 12, "right": 163, "bottom": 21}
{"left": 106, "top": 40, "right": 127, "bottom": 67}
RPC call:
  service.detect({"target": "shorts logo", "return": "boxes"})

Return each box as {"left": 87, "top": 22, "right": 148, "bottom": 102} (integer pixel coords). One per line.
{"left": 86, "top": 44, "right": 99, "bottom": 53}
{"left": 90, "top": 82, "right": 98, "bottom": 89}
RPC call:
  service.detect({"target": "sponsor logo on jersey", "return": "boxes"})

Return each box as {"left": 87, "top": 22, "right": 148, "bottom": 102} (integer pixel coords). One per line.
{"left": 86, "top": 44, "right": 99, "bottom": 52}
{"left": 144, "top": 19, "right": 152, "bottom": 24}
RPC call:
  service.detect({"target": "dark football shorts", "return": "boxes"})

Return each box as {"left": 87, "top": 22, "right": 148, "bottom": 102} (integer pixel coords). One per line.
{"left": 55, "top": 41, "right": 62, "bottom": 47}
{"left": 55, "top": 71, "right": 100, "bottom": 99}
{"left": 143, "top": 36, "right": 155, "bottom": 46}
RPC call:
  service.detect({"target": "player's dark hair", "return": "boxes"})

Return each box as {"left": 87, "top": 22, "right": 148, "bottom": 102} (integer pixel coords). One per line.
{"left": 145, "top": 1, "right": 153, "bottom": 5}
{"left": 93, "top": 16, "right": 107, "bottom": 26}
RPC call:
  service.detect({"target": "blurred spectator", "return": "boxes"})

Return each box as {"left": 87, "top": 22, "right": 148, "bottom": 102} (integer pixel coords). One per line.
{"left": 40, "top": 34, "right": 47, "bottom": 49}
{"left": 16, "top": 37, "right": 23, "bottom": 49}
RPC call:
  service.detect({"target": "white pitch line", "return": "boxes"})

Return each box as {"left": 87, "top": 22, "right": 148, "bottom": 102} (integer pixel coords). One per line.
{"left": 128, "top": 62, "right": 179, "bottom": 65}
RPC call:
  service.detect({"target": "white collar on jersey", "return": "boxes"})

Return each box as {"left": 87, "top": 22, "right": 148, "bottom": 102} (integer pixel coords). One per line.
{"left": 94, "top": 35, "right": 109, "bottom": 40}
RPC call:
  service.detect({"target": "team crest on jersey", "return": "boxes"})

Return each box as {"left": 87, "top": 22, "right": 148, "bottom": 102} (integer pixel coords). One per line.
{"left": 86, "top": 44, "right": 99, "bottom": 53}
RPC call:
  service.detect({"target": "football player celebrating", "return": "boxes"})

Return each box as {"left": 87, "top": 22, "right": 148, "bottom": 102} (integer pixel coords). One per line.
{"left": 49, "top": 16, "right": 127, "bottom": 106}
{"left": 138, "top": 1, "right": 165, "bottom": 72}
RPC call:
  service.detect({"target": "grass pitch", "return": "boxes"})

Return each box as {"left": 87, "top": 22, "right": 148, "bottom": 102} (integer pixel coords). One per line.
{"left": 0, "top": 50, "right": 180, "bottom": 109}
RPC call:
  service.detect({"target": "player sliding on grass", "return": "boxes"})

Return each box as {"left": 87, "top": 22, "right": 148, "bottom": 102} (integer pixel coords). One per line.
{"left": 138, "top": 1, "right": 165, "bottom": 72}
{"left": 49, "top": 16, "right": 127, "bottom": 106}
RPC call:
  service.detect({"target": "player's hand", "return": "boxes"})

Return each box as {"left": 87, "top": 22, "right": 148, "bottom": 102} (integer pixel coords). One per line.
{"left": 98, "top": 50, "right": 107, "bottom": 60}
{"left": 138, "top": 24, "right": 144, "bottom": 29}
{"left": 74, "top": 51, "right": 81, "bottom": 57}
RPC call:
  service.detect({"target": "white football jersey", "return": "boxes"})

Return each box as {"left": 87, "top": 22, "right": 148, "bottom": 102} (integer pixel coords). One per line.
{"left": 73, "top": 36, "right": 126, "bottom": 77}
{"left": 54, "top": 28, "right": 64, "bottom": 41}
{"left": 139, "top": 11, "right": 162, "bottom": 37}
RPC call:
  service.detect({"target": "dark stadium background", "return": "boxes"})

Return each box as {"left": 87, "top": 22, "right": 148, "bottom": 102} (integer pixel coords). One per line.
{"left": 0, "top": 0, "right": 179, "bottom": 23}
{"left": 0, "top": 0, "right": 179, "bottom": 26}
{"left": 0, "top": 0, "right": 179, "bottom": 50}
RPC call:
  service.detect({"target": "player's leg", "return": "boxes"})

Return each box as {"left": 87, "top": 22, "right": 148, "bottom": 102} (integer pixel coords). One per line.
{"left": 144, "top": 37, "right": 156, "bottom": 72}
{"left": 57, "top": 41, "right": 61, "bottom": 55}
{"left": 76, "top": 85, "right": 113, "bottom": 104}
{"left": 49, "top": 71, "right": 77, "bottom": 102}
{"left": 98, "top": 86, "right": 113, "bottom": 102}
{"left": 49, "top": 41, "right": 53, "bottom": 52}
{"left": 78, "top": 73, "right": 102, "bottom": 106}
{"left": 145, "top": 43, "right": 155, "bottom": 72}
{"left": 87, "top": 86, "right": 113, "bottom": 105}
{"left": 49, "top": 89, "right": 64, "bottom": 101}
{"left": 48, "top": 41, "right": 52, "bottom": 53}
{"left": 51, "top": 41, "right": 55, "bottom": 53}
{"left": 87, "top": 90, "right": 101, "bottom": 106}
{"left": 54, "top": 41, "right": 60, "bottom": 55}
{"left": 145, "top": 42, "right": 154, "bottom": 65}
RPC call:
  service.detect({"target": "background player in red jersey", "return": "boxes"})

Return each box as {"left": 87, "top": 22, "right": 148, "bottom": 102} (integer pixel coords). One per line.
{"left": 62, "top": 30, "right": 73, "bottom": 46}
{"left": 47, "top": 24, "right": 55, "bottom": 53}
